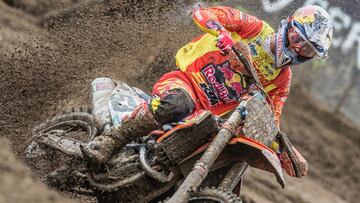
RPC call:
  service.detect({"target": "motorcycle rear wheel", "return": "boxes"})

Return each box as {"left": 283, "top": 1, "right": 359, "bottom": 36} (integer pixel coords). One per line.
{"left": 32, "top": 107, "right": 97, "bottom": 141}
{"left": 27, "top": 108, "right": 97, "bottom": 193}
{"left": 189, "top": 187, "right": 242, "bottom": 203}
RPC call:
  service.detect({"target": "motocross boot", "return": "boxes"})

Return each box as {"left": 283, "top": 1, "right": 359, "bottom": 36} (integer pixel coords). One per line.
{"left": 275, "top": 131, "right": 308, "bottom": 177}
{"left": 81, "top": 102, "right": 161, "bottom": 164}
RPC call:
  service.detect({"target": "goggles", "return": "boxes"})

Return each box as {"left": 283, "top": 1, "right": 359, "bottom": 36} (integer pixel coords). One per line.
{"left": 287, "top": 26, "right": 321, "bottom": 58}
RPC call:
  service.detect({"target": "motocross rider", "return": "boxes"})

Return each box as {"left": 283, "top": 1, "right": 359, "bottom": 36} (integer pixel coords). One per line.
{"left": 82, "top": 5, "right": 333, "bottom": 177}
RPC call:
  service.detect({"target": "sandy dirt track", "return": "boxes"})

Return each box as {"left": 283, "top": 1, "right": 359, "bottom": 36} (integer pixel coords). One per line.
{"left": 0, "top": 137, "right": 76, "bottom": 203}
{"left": 0, "top": 0, "right": 359, "bottom": 202}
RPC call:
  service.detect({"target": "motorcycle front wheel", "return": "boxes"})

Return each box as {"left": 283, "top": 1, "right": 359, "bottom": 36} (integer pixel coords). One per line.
{"left": 189, "top": 187, "right": 242, "bottom": 203}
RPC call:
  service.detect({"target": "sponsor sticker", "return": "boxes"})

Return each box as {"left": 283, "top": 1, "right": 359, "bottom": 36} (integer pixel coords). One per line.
{"left": 205, "top": 20, "right": 222, "bottom": 31}
{"left": 200, "top": 60, "right": 245, "bottom": 105}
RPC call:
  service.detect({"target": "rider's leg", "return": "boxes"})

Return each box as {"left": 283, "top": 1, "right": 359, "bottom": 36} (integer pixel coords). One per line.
{"left": 81, "top": 102, "right": 160, "bottom": 164}
{"left": 150, "top": 71, "right": 198, "bottom": 124}
{"left": 82, "top": 71, "right": 198, "bottom": 164}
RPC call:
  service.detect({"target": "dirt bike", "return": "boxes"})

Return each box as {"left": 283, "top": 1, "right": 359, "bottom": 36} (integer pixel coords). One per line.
{"left": 25, "top": 43, "right": 288, "bottom": 203}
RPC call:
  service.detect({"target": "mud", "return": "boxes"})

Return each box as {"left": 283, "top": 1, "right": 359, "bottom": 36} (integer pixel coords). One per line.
{"left": 0, "top": 0, "right": 359, "bottom": 203}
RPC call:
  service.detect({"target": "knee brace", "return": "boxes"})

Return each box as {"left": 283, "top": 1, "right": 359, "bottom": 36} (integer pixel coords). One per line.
{"left": 150, "top": 88, "right": 195, "bottom": 124}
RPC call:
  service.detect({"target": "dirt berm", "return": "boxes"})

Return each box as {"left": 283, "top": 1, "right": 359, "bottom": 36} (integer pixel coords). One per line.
{"left": 0, "top": 0, "right": 359, "bottom": 202}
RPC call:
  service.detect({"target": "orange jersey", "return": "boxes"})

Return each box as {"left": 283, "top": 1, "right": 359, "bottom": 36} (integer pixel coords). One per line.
{"left": 175, "top": 6, "right": 292, "bottom": 125}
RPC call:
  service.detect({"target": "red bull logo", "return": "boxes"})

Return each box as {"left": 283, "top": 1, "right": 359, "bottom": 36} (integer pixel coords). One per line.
{"left": 203, "top": 64, "right": 232, "bottom": 103}
{"left": 218, "top": 64, "right": 244, "bottom": 97}
{"left": 201, "top": 60, "right": 245, "bottom": 105}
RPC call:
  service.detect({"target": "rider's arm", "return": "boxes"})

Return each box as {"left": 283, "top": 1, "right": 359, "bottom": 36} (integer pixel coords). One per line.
{"left": 267, "top": 67, "right": 292, "bottom": 127}
{"left": 192, "top": 6, "right": 263, "bottom": 38}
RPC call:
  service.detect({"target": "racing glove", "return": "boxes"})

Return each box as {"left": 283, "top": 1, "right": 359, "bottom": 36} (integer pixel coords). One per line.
{"left": 216, "top": 31, "right": 234, "bottom": 55}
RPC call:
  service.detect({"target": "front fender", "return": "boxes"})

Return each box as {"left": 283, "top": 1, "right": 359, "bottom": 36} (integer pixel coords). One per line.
{"left": 228, "top": 136, "right": 285, "bottom": 188}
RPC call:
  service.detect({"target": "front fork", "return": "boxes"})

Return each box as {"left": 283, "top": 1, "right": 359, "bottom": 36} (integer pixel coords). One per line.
{"left": 166, "top": 100, "right": 248, "bottom": 203}
{"left": 219, "top": 162, "right": 249, "bottom": 195}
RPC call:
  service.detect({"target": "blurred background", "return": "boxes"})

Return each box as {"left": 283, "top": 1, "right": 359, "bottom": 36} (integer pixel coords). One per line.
{"left": 0, "top": 0, "right": 359, "bottom": 203}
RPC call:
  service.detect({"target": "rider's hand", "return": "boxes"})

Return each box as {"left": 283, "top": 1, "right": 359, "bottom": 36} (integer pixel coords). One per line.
{"left": 216, "top": 31, "right": 234, "bottom": 55}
